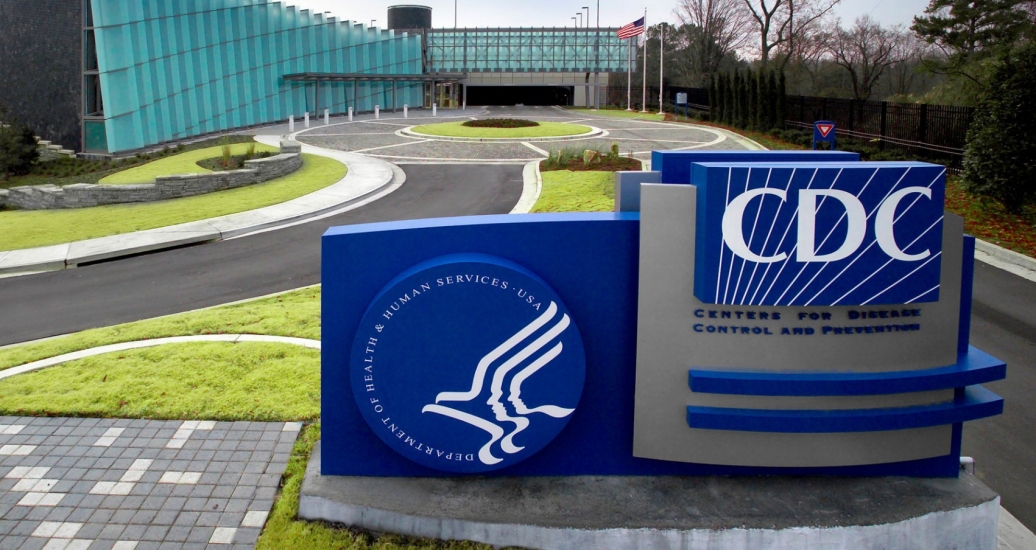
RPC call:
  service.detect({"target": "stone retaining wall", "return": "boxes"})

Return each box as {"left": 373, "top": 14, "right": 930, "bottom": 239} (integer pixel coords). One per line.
{"left": 1, "top": 140, "right": 303, "bottom": 210}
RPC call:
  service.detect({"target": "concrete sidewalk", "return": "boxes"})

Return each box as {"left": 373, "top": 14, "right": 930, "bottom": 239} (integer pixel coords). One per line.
{"left": 0, "top": 140, "right": 401, "bottom": 276}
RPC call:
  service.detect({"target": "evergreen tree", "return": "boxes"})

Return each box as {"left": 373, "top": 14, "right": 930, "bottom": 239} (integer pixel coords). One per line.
{"left": 733, "top": 70, "right": 743, "bottom": 129}
{"left": 748, "top": 70, "right": 759, "bottom": 131}
{"left": 738, "top": 70, "right": 750, "bottom": 129}
{"left": 708, "top": 75, "right": 718, "bottom": 121}
{"left": 755, "top": 71, "right": 765, "bottom": 131}
{"left": 912, "top": 0, "right": 1033, "bottom": 71}
{"left": 0, "top": 103, "right": 39, "bottom": 179}
{"left": 724, "top": 73, "right": 735, "bottom": 125}
{"left": 963, "top": 43, "right": 1036, "bottom": 213}
{"left": 776, "top": 71, "right": 788, "bottom": 131}
{"left": 767, "top": 71, "right": 779, "bottom": 130}
{"left": 716, "top": 75, "right": 726, "bottom": 124}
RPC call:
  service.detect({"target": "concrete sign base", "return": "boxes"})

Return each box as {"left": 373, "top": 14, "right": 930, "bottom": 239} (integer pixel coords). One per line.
{"left": 299, "top": 441, "right": 1000, "bottom": 550}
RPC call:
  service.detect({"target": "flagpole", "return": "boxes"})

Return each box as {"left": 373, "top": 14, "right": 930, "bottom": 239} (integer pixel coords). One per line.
{"left": 658, "top": 22, "right": 665, "bottom": 115}
{"left": 626, "top": 38, "right": 632, "bottom": 111}
{"left": 640, "top": 8, "right": 647, "bottom": 113}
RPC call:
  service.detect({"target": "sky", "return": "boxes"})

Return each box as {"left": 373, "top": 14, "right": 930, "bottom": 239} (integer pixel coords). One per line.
{"left": 292, "top": 0, "right": 932, "bottom": 29}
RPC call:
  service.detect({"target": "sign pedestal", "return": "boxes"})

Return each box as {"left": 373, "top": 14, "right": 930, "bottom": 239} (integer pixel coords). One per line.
{"left": 300, "top": 442, "right": 999, "bottom": 549}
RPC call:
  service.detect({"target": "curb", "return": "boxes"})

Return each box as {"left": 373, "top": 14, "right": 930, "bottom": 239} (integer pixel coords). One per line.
{"left": 0, "top": 140, "right": 401, "bottom": 276}
{"left": 511, "top": 161, "right": 544, "bottom": 214}
{"left": 0, "top": 334, "right": 321, "bottom": 381}
{"left": 397, "top": 125, "right": 605, "bottom": 143}
{"left": 553, "top": 107, "right": 767, "bottom": 151}
{"left": 975, "top": 240, "right": 1036, "bottom": 275}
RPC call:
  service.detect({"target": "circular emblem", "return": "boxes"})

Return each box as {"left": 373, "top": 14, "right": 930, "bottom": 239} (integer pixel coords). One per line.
{"left": 349, "top": 253, "right": 586, "bottom": 473}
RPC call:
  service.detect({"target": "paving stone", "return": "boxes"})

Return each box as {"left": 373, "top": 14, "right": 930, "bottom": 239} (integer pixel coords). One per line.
{"left": 0, "top": 418, "right": 299, "bottom": 550}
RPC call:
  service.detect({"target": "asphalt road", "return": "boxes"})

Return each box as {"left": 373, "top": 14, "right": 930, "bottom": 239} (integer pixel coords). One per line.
{"left": 1, "top": 160, "right": 1035, "bottom": 531}
{"left": 0, "top": 163, "right": 524, "bottom": 346}
{"left": 962, "top": 261, "right": 1036, "bottom": 530}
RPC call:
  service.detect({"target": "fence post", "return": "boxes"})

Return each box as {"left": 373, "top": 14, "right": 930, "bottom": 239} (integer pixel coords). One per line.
{"left": 879, "top": 101, "right": 888, "bottom": 151}
{"left": 848, "top": 100, "right": 855, "bottom": 132}
{"left": 918, "top": 103, "right": 928, "bottom": 145}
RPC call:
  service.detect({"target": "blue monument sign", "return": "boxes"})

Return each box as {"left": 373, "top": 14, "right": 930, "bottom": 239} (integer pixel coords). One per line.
{"left": 321, "top": 150, "right": 1005, "bottom": 478}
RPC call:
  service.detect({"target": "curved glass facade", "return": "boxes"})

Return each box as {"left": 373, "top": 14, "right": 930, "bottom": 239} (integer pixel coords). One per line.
{"left": 90, "top": 0, "right": 422, "bottom": 153}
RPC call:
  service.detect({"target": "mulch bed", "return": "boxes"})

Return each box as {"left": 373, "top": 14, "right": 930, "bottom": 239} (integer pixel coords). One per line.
{"left": 196, "top": 152, "right": 273, "bottom": 172}
{"left": 463, "top": 118, "right": 539, "bottom": 128}
{"left": 539, "top": 157, "right": 642, "bottom": 172}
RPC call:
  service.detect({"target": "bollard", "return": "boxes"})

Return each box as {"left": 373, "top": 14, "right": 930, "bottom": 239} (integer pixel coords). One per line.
{"left": 324, "top": 109, "right": 329, "bottom": 125}
{"left": 289, "top": 115, "right": 294, "bottom": 133}
{"left": 348, "top": 107, "right": 353, "bottom": 122}
{"left": 404, "top": 105, "right": 408, "bottom": 118}
{"left": 375, "top": 105, "right": 380, "bottom": 119}
{"left": 463, "top": 101, "right": 467, "bottom": 111}
{"left": 304, "top": 112, "right": 310, "bottom": 128}
{"left": 433, "top": 104, "right": 437, "bottom": 117}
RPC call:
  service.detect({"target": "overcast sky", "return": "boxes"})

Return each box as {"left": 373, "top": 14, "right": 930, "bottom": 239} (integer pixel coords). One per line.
{"left": 292, "top": 0, "right": 932, "bottom": 29}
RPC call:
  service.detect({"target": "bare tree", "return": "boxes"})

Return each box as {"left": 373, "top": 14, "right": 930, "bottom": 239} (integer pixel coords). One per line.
{"left": 674, "top": 0, "right": 753, "bottom": 83}
{"left": 829, "top": 16, "right": 906, "bottom": 101}
{"left": 787, "top": 27, "right": 834, "bottom": 94}
{"left": 884, "top": 33, "right": 937, "bottom": 99}
{"left": 741, "top": 0, "right": 841, "bottom": 69}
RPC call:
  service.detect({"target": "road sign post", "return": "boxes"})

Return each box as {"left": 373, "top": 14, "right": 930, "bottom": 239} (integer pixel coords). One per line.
{"left": 813, "top": 120, "right": 836, "bottom": 150}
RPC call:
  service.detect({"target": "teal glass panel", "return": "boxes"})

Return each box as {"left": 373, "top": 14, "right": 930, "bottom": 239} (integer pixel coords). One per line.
{"left": 83, "top": 120, "right": 108, "bottom": 154}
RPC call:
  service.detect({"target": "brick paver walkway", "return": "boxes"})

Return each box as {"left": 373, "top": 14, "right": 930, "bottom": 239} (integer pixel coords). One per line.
{"left": 0, "top": 417, "right": 300, "bottom": 550}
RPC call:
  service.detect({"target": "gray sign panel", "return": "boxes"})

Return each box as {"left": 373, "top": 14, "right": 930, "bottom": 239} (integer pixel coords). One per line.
{"left": 633, "top": 183, "right": 963, "bottom": 468}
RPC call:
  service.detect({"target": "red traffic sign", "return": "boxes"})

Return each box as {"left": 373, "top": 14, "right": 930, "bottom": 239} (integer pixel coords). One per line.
{"left": 816, "top": 123, "right": 835, "bottom": 138}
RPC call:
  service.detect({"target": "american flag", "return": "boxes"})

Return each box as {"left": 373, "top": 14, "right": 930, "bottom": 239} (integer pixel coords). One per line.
{"left": 617, "top": 17, "right": 644, "bottom": 40}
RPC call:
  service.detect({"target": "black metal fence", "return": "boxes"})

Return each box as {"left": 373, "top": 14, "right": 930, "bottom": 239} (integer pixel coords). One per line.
{"left": 785, "top": 96, "right": 974, "bottom": 167}
{"left": 601, "top": 85, "right": 975, "bottom": 168}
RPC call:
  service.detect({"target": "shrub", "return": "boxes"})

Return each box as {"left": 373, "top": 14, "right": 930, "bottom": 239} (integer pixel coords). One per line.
{"left": 462, "top": 118, "right": 539, "bottom": 129}
{"left": 0, "top": 104, "right": 40, "bottom": 179}
{"left": 963, "top": 43, "right": 1036, "bottom": 213}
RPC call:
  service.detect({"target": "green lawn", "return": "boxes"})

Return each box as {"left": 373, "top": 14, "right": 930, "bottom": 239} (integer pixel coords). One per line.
{"left": 532, "top": 170, "right": 615, "bottom": 213}
{"left": 0, "top": 286, "right": 321, "bottom": 372}
{"left": 0, "top": 153, "right": 345, "bottom": 251}
{"left": 100, "top": 142, "right": 279, "bottom": 184}
{"left": 566, "top": 107, "right": 667, "bottom": 122}
{"left": 410, "top": 121, "right": 592, "bottom": 138}
{"left": 0, "top": 342, "right": 320, "bottom": 421}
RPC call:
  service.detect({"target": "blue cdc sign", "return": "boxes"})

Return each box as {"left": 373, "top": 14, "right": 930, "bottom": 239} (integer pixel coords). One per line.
{"left": 322, "top": 150, "right": 1005, "bottom": 478}
{"left": 693, "top": 162, "right": 946, "bottom": 306}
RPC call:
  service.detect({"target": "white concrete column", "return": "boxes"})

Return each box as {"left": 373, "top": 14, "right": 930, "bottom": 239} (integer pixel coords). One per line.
{"left": 375, "top": 105, "right": 380, "bottom": 119}
{"left": 433, "top": 104, "right": 437, "bottom": 117}
{"left": 289, "top": 116, "right": 295, "bottom": 133}
{"left": 324, "top": 109, "right": 329, "bottom": 125}
{"left": 404, "top": 105, "right": 408, "bottom": 118}
{"left": 348, "top": 107, "right": 353, "bottom": 122}
{"left": 304, "top": 112, "right": 310, "bottom": 128}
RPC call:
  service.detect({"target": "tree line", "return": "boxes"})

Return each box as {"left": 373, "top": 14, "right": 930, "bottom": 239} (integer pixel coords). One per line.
{"left": 614, "top": 0, "right": 1035, "bottom": 106}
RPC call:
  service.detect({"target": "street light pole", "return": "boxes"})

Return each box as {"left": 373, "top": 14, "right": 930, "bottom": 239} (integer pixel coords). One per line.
{"left": 594, "top": 0, "right": 600, "bottom": 109}
{"left": 454, "top": 0, "right": 457, "bottom": 28}
{"left": 577, "top": 12, "right": 582, "bottom": 27}
{"left": 371, "top": 19, "right": 376, "bottom": 28}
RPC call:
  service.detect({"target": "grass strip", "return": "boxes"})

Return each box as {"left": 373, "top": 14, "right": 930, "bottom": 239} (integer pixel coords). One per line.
{"left": 100, "top": 142, "right": 279, "bottom": 185}
{"left": 256, "top": 424, "right": 516, "bottom": 550}
{"left": 532, "top": 171, "right": 614, "bottom": 213}
{"left": 0, "top": 286, "right": 321, "bottom": 372}
{"left": 0, "top": 342, "right": 319, "bottom": 421}
{"left": 410, "top": 121, "right": 591, "bottom": 138}
{"left": 0, "top": 153, "right": 345, "bottom": 251}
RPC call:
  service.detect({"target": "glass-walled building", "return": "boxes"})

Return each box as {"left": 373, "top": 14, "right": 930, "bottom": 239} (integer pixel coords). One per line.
{"left": 82, "top": 0, "right": 423, "bottom": 154}
{"left": 0, "top": 1, "right": 631, "bottom": 156}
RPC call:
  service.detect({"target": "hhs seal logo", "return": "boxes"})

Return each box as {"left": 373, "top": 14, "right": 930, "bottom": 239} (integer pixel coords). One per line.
{"left": 349, "top": 254, "right": 586, "bottom": 473}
